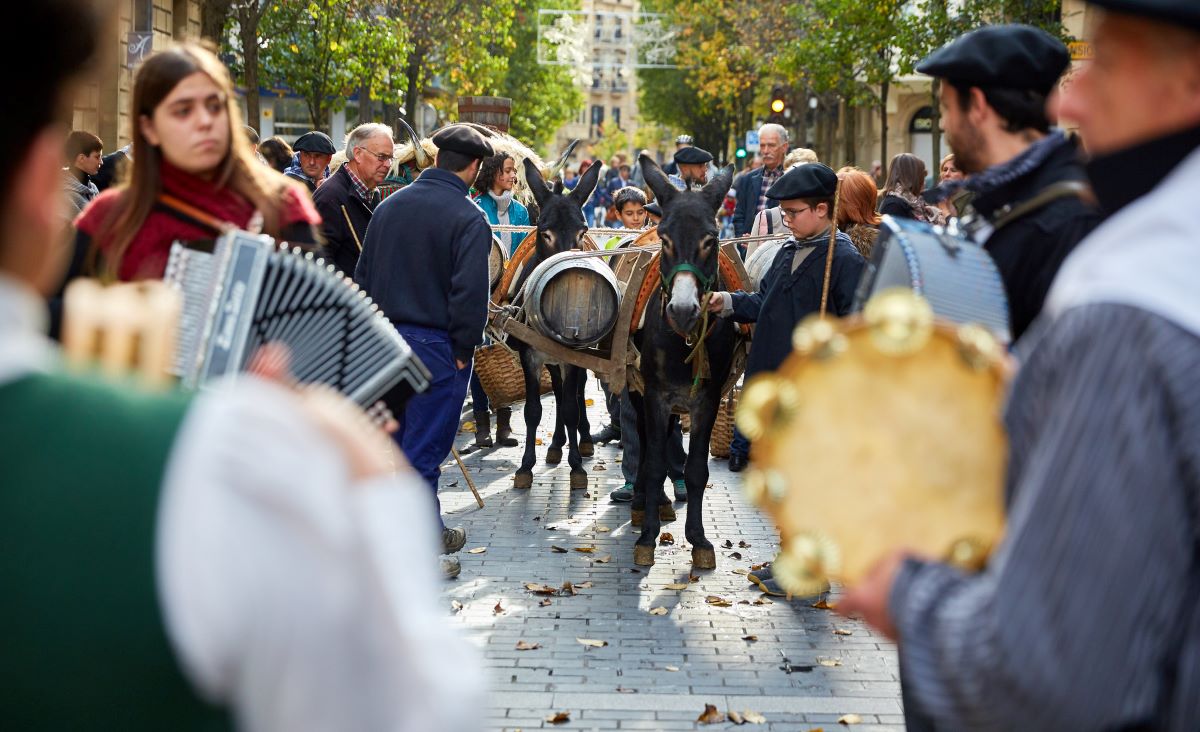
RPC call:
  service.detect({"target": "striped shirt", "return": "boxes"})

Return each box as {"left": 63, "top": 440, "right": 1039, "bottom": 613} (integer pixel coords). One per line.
{"left": 891, "top": 303, "right": 1200, "bottom": 730}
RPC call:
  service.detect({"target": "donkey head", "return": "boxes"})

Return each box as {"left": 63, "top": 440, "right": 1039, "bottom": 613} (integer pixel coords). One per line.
{"left": 640, "top": 154, "right": 733, "bottom": 336}
{"left": 523, "top": 151, "right": 601, "bottom": 262}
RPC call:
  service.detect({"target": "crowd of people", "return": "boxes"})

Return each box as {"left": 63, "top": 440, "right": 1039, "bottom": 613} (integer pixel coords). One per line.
{"left": 8, "top": 0, "right": 1200, "bottom": 728}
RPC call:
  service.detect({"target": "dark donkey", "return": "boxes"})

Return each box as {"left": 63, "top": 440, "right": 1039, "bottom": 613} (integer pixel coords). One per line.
{"left": 630, "top": 156, "right": 737, "bottom": 568}
{"left": 510, "top": 157, "right": 603, "bottom": 491}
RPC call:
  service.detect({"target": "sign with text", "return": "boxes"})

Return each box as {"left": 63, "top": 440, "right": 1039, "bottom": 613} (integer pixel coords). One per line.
{"left": 745, "top": 130, "right": 760, "bottom": 153}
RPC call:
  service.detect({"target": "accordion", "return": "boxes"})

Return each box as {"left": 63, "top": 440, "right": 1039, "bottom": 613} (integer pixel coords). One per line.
{"left": 853, "top": 216, "right": 1011, "bottom": 343}
{"left": 164, "top": 230, "right": 430, "bottom": 406}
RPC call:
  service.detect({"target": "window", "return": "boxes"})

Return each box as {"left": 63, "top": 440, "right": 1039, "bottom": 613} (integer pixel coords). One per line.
{"left": 590, "top": 105, "right": 604, "bottom": 138}
{"left": 612, "top": 107, "right": 621, "bottom": 129}
{"left": 133, "top": 0, "right": 153, "bottom": 32}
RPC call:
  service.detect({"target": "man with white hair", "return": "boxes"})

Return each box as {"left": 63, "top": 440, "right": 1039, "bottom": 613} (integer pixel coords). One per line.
{"left": 313, "top": 123, "right": 395, "bottom": 276}
{"left": 732, "top": 123, "right": 790, "bottom": 236}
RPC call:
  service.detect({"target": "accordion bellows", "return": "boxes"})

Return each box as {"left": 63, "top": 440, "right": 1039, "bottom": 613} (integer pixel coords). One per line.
{"left": 165, "top": 230, "right": 430, "bottom": 405}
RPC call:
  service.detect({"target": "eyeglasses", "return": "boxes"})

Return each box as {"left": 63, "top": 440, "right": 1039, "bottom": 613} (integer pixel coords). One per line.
{"left": 356, "top": 147, "right": 395, "bottom": 164}
{"left": 780, "top": 206, "right": 812, "bottom": 220}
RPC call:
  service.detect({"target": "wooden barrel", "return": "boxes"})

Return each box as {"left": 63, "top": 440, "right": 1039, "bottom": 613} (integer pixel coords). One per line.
{"left": 488, "top": 236, "right": 508, "bottom": 292}
{"left": 522, "top": 252, "right": 622, "bottom": 348}
{"left": 458, "top": 96, "right": 512, "bottom": 133}
{"left": 744, "top": 238, "right": 787, "bottom": 292}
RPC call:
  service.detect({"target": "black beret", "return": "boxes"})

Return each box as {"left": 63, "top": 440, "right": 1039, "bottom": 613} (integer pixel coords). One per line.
{"left": 292, "top": 131, "right": 335, "bottom": 155}
{"left": 674, "top": 146, "right": 713, "bottom": 165}
{"left": 432, "top": 124, "right": 494, "bottom": 159}
{"left": 766, "top": 163, "right": 838, "bottom": 201}
{"left": 1086, "top": 0, "right": 1200, "bottom": 31}
{"left": 645, "top": 202, "right": 663, "bottom": 218}
{"left": 917, "top": 24, "right": 1069, "bottom": 96}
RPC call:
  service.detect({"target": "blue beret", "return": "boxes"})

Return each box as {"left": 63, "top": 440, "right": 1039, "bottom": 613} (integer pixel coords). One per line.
{"left": 766, "top": 163, "right": 838, "bottom": 201}
{"left": 917, "top": 24, "right": 1069, "bottom": 96}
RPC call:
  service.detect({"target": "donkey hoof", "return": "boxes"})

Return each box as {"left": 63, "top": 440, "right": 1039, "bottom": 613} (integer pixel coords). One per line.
{"left": 659, "top": 504, "right": 677, "bottom": 522}
{"left": 634, "top": 544, "right": 656, "bottom": 566}
{"left": 691, "top": 547, "right": 717, "bottom": 569}
{"left": 545, "top": 447, "right": 562, "bottom": 464}
{"left": 579, "top": 441, "right": 595, "bottom": 457}
{"left": 630, "top": 509, "right": 645, "bottom": 528}
{"left": 569, "top": 471, "right": 588, "bottom": 490}
{"left": 513, "top": 472, "right": 533, "bottom": 490}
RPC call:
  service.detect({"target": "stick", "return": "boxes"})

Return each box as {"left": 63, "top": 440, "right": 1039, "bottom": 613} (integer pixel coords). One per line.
{"left": 341, "top": 205, "right": 363, "bottom": 252}
{"left": 819, "top": 180, "right": 842, "bottom": 318}
{"left": 451, "top": 447, "right": 485, "bottom": 508}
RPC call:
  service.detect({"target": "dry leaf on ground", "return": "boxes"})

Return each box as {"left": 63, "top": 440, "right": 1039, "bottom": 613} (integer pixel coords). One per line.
{"left": 833, "top": 628, "right": 853, "bottom": 636}
{"left": 838, "top": 714, "right": 862, "bottom": 725}
{"left": 525, "top": 583, "right": 558, "bottom": 595}
{"left": 741, "top": 635, "right": 758, "bottom": 641}
{"left": 466, "top": 547, "right": 487, "bottom": 554}
{"left": 616, "top": 686, "right": 637, "bottom": 693}
{"left": 697, "top": 704, "right": 725, "bottom": 724}
{"left": 649, "top": 606, "right": 669, "bottom": 616}
{"left": 741, "top": 710, "right": 767, "bottom": 724}
{"left": 812, "top": 598, "right": 835, "bottom": 610}
{"left": 576, "top": 637, "right": 608, "bottom": 648}
{"left": 595, "top": 555, "right": 612, "bottom": 563}
{"left": 550, "top": 546, "right": 568, "bottom": 553}
{"left": 732, "top": 568, "right": 749, "bottom": 575}
{"left": 545, "top": 711, "right": 571, "bottom": 724}
{"left": 722, "top": 539, "right": 734, "bottom": 548}
{"left": 753, "top": 597, "right": 772, "bottom": 605}
{"left": 493, "top": 601, "right": 504, "bottom": 615}
{"left": 561, "top": 581, "right": 577, "bottom": 596}
{"left": 706, "top": 595, "right": 733, "bottom": 607}
{"left": 585, "top": 398, "right": 594, "bottom": 406}
{"left": 689, "top": 573, "right": 700, "bottom": 582}
{"left": 577, "top": 581, "right": 594, "bottom": 589}
{"left": 665, "top": 583, "right": 689, "bottom": 590}
{"left": 515, "top": 640, "right": 541, "bottom": 651}
{"left": 595, "top": 525, "right": 611, "bottom": 532}
{"left": 574, "top": 546, "right": 596, "bottom": 553}
{"left": 450, "top": 600, "right": 463, "bottom": 612}
{"left": 664, "top": 665, "right": 680, "bottom": 672}
{"left": 818, "top": 657, "right": 842, "bottom": 667}
{"left": 728, "top": 710, "right": 745, "bottom": 724}
{"left": 538, "top": 598, "right": 552, "bottom": 607}
{"left": 739, "top": 541, "right": 752, "bottom": 548}
{"left": 535, "top": 438, "right": 544, "bottom": 445}
{"left": 659, "top": 533, "right": 675, "bottom": 545}
{"left": 729, "top": 551, "right": 743, "bottom": 560}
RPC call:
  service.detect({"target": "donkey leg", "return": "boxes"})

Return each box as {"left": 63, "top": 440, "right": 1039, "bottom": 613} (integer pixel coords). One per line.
{"left": 545, "top": 366, "right": 565, "bottom": 465}
{"left": 561, "top": 367, "right": 588, "bottom": 489}
{"left": 514, "top": 355, "right": 543, "bottom": 490}
{"left": 576, "top": 375, "right": 594, "bottom": 457}
{"left": 684, "top": 396, "right": 719, "bottom": 569}
{"left": 628, "top": 388, "right": 649, "bottom": 528}
{"left": 633, "top": 392, "right": 671, "bottom": 566}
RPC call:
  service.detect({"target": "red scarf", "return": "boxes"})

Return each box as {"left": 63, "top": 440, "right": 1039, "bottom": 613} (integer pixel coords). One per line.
{"left": 77, "top": 160, "right": 319, "bottom": 281}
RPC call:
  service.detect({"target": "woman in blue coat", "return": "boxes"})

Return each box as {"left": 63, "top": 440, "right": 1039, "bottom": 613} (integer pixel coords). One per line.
{"left": 474, "top": 152, "right": 531, "bottom": 254}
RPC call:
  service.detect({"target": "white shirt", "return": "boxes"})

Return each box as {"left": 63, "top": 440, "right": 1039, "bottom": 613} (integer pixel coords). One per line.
{"left": 0, "top": 274, "right": 484, "bottom": 732}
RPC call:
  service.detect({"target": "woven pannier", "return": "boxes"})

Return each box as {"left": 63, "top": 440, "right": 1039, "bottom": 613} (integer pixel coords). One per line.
{"left": 473, "top": 343, "right": 553, "bottom": 408}
{"left": 709, "top": 387, "right": 740, "bottom": 459}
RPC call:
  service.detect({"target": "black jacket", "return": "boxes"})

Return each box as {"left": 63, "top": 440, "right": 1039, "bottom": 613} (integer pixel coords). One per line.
{"left": 353, "top": 168, "right": 491, "bottom": 363}
{"left": 732, "top": 167, "right": 781, "bottom": 236}
{"left": 730, "top": 231, "right": 866, "bottom": 377}
{"left": 312, "top": 165, "right": 372, "bottom": 277}
{"left": 91, "top": 150, "right": 128, "bottom": 192}
{"left": 968, "top": 136, "right": 1100, "bottom": 342}
{"left": 878, "top": 194, "right": 917, "bottom": 220}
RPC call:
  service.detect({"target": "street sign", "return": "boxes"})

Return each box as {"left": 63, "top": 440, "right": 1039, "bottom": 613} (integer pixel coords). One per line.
{"left": 1068, "top": 41, "right": 1093, "bottom": 61}
{"left": 745, "top": 130, "right": 760, "bottom": 153}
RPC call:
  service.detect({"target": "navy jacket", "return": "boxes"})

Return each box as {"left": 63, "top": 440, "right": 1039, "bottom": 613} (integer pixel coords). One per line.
{"left": 354, "top": 168, "right": 491, "bottom": 363}
{"left": 730, "top": 230, "right": 865, "bottom": 377}
{"left": 732, "top": 167, "right": 781, "bottom": 236}
{"left": 313, "top": 165, "right": 372, "bottom": 277}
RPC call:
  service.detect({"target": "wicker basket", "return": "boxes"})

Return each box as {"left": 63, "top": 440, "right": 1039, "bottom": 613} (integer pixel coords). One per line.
{"left": 473, "top": 343, "right": 552, "bottom": 408}
{"left": 709, "top": 387, "right": 740, "bottom": 459}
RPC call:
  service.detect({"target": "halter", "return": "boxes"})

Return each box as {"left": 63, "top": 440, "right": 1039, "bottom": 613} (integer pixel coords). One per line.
{"left": 659, "top": 259, "right": 718, "bottom": 396}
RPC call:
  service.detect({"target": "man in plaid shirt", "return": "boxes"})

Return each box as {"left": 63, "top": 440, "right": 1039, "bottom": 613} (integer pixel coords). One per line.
{"left": 732, "top": 123, "right": 790, "bottom": 237}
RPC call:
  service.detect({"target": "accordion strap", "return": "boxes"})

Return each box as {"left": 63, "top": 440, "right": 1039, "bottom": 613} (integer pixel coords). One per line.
{"left": 990, "top": 180, "right": 1090, "bottom": 232}
{"left": 156, "top": 193, "right": 235, "bottom": 235}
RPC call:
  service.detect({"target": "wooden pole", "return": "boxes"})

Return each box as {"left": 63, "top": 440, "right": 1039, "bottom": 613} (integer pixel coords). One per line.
{"left": 451, "top": 447, "right": 485, "bottom": 508}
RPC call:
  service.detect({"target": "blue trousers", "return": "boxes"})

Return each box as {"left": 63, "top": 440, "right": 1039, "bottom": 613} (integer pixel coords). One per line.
{"left": 730, "top": 425, "right": 750, "bottom": 459}
{"left": 619, "top": 388, "right": 685, "bottom": 485}
{"left": 394, "top": 325, "right": 472, "bottom": 529}
{"left": 469, "top": 370, "right": 489, "bottom": 413}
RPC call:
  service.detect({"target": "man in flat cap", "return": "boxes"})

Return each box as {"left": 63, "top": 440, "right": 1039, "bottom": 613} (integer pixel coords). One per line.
{"left": 662, "top": 134, "right": 694, "bottom": 176}
{"left": 355, "top": 123, "right": 494, "bottom": 581}
{"left": 708, "top": 164, "right": 865, "bottom": 476}
{"left": 284, "top": 130, "right": 335, "bottom": 193}
{"left": 668, "top": 145, "right": 712, "bottom": 191}
{"left": 839, "top": 4, "right": 1200, "bottom": 729}
{"left": 917, "top": 24, "right": 1101, "bottom": 342}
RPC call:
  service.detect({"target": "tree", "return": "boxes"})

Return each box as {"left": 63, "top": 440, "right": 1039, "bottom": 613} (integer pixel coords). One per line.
{"left": 231, "top": 1, "right": 270, "bottom": 131}
{"left": 200, "top": 0, "right": 234, "bottom": 44}
{"left": 497, "top": 0, "right": 581, "bottom": 149}
{"left": 591, "top": 121, "right": 630, "bottom": 163}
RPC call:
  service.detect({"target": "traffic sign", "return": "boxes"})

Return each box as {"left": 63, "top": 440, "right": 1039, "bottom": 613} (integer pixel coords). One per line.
{"left": 745, "top": 130, "right": 759, "bottom": 153}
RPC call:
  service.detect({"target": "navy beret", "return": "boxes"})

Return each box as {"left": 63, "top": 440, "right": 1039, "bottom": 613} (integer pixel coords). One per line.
{"left": 645, "top": 202, "right": 663, "bottom": 218}
{"left": 1086, "top": 0, "right": 1200, "bottom": 31}
{"left": 917, "top": 24, "right": 1069, "bottom": 96}
{"left": 674, "top": 146, "right": 713, "bottom": 165}
{"left": 432, "top": 124, "right": 494, "bottom": 159}
{"left": 766, "top": 163, "right": 838, "bottom": 201}
{"left": 292, "top": 131, "right": 335, "bottom": 155}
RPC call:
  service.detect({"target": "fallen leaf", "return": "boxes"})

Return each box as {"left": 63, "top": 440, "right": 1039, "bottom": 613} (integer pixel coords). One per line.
{"left": 833, "top": 628, "right": 853, "bottom": 636}
{"left": 753, "top": 597, "right": 772, "bottom": 605}
{"left": 742, "top": 710, "right": 767, "bottom": 724}
{"left": 545, "top": 711, "right": 571, "bottom": 724}
{"left": 689, "top": 573, "right": 700, "bottom": 582}
{"left": 732, "top": 568, "right": 749, "bottom": 575}
{"left": 659, "top": 533, "right": 675, "bottom": 545}
{"left": 729, "top": 551, "right": 743, "bottom": 560}
{"left": 665, "top": 583, "right": 689, "bottom": 590}
{"left": 697, "top": 703, "right": 724, "bottom": 724}
{"left": 451, "top": 600, "right": 463, "bottom": 613}
{"left": 577, "top": 581, "right": 594, "bottom": 589}
{"left": 664, "top": 665, "right": 680, "bottom": 672}
{"left": 722, "top": 539, "right": 734, "bottom": 549}
{"left": 593, "top": 464, "right": 607, "bottom": 471}
{"left": 515, "top": 640, "right": 541, "bottom": 651}
{"left": 812, "top": 598, "right": 836, "bottom": 610}
{"left": 585, "top": 398, "right": 594, "bottom": 406}
{"left": 728, "top": 710, "right": 745, "bottom": 724}
{"left": 467, "top": 547, "right": 487, "bottom": 554}
{"left": 574, "top": 546, "right": 596, "bottom": 553}
{"left": 838, "top": 714, "right": 862, "bottom": 725}
{"left": 535, "top": 438, "right": 544, "bottom": 445}
{"left": 525, "top": 583, "right": 558, "bottom": 595}
{"left": 817, "top": 657, "right": 842, "bottom": 667}
{"left": 561, "top": 581, "right": 577, "bottom": 596}
{"left": 739, "top": 540, "right": 751, "bottom": 548}
{"left": 595, "top": 555, "right": 612, "bottom": 563}
{"left": 551, "top": 546, "right": 568, "bottom": 553}
{"left": 462, "top": 421, "right": 475, "bottom": 432}
{"left": 741, "top": 635, "right": 758, "bottom": 641}
{"left": 493, "top": 601, "right": 504, "bottom": 615}
{"left": 538, "top": 598, "right": 552, "bottom": 607}
{"left": 706, "top": 595, "right": 733, "bottom": 607}
{"left": 616, "top": 686, "right": 637, "bottom": 693}
{"left": 576, "top": 637, "right": 608, "bottom": 648}
{"left": 532, "top": 516, "right": 541, "bottom": 521}
{"left": 649, "top": 606, "right": 669, "bottom": 615}
{"left": 595, "top": 525, "right": 611, "bottom": 532}
{"left": 750, "top": 563, "right": 766, "bottom": 571}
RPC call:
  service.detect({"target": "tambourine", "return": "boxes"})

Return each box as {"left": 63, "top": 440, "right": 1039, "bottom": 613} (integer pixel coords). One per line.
{"left": 737, "top": 289, "right": 1011, "bottom": 595}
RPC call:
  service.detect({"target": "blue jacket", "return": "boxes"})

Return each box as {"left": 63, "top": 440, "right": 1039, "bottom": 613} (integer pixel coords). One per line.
{"left": 474, "top": 192, "right": 531, "bottom": 254}
{"left": 354, "top": 168, "right": 492, "bottom": 363}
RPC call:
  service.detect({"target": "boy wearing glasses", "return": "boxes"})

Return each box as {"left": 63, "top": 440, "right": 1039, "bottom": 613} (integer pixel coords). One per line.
{"left": 709, "top": 163, "right": 865, "bottom": 484}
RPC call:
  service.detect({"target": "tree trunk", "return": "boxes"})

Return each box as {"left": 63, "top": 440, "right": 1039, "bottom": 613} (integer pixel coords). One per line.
{"left": 404, "top": 50, "right": 422, "bottom": 132}
{"left": 843, "top": 101, "right": 856, "bottom": 168}
{"left": 930, "top": 78, "right": 942, "bottom": 172}
{"left": 240, "top": 17, "right": 260, "bottom": 132}
{"left": 200, "top": 0, "right": 234, "bottom": 44}
{"left": 358, "top": 83, "right": 371, "bottom": 125}
{"left": 880, "top": 78, "right": 890, "bottom": 184}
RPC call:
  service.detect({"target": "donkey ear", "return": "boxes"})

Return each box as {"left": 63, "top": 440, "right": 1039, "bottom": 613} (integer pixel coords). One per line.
{"left": 524, "top": 157, "right": 553, "bottom": 210}
{"left": 569, "top": 158, "right": 602, "bottom": 207}
{"left": 640, "top": 154, "right": 675, "bottom": 210}
{"left": 700, "top": 165, "right": 734, "bottom": 214}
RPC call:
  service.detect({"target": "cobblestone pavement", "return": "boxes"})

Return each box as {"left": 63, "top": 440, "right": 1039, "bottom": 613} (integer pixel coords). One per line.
{"left": 440, "top": 381, "right": 903, "bottom": 731}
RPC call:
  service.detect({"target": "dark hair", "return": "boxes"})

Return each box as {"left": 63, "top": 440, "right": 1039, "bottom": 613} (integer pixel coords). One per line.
{"left": 613, "top": 186, "right": 646, "bottom": 211}
{"left": 2, "top": 0, "right": 98, "bottom": 216}
{"left": 258, "top": 137, "right": 293, "bottom": 173}
{"left": 66, "top": 130, "right": 103, "bottom": 162}
{"left": 436, "top": 148, "right": 478, "bottom": 173}
{"left": 884, "top": 153, "right": 927, "bottom": 197}
{"left": 474, "top": 152, "right": 512, "bottom": 194}
{"left": 951, "top": 81, "right": 1052, "bottom": 134}
{"left": 800, "top": 197, "right": 835, "bottom": 220}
